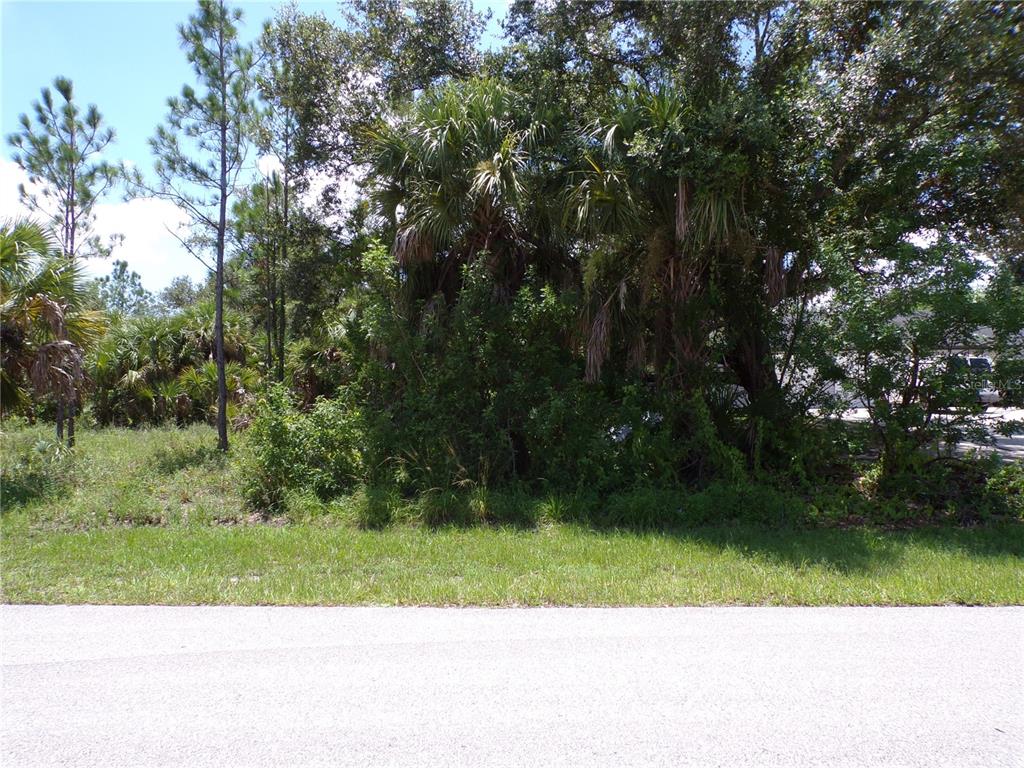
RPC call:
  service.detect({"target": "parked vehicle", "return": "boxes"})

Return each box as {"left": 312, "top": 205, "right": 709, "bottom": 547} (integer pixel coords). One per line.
{"left": 950, "top": 356, "right": 1001, "bottom": 407}
{"left": 978, "top": 382, "right": 1002, "bottom": 407}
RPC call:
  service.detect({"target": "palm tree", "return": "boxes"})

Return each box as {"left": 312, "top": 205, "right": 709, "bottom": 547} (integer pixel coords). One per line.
{"left": 566, "top": 82, "right": 820, "bottom": 462}
{"left": 86, "top": 303, "right": 251, "bottom": 427}
{"left": 365, "top": 78, "right": 558, "bottom": 309}
{"left": 564, "top": 84, "right": 759, "bottom": 388}
{"left": 1, "top": 218, "right": 105, "bottom": 444}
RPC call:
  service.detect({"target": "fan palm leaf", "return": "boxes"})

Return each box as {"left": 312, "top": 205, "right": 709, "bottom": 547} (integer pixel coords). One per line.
{"left": 366, "top": 77, "right": 552, "bottom": 305}
{"left": 1, "top": 218, "right": 103, "bottom": 418}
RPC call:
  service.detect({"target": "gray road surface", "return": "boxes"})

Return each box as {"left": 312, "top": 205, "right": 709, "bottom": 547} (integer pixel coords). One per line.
{"left": 2, "top": 606, "right": 1022, "bottom": 767}
{"left": 839, "top": 406, "right": 1024, "bottom": 460}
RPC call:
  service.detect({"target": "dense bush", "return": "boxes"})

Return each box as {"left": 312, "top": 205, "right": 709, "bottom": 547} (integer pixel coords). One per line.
{"left": 240, "top": 385, "right": 363, "bottom": 512}
{"left": 89, "top": 304, "right": 257, "bottom": 428}
{"left": 987, "top": 462, "right": 1024, "bottom": 520}
{"left": 295, "top": 248, "right": 760, "bottom": 500}
{"left": 346, "top": 254, "right": 593, "bottom": 492}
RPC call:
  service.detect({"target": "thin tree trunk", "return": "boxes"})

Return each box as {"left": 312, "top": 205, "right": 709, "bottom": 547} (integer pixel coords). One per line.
{"left": 214, "top": 16, "right": 229, "bottom": 452}
{"left": 276, "top": 281, "right": 285, "bottom": 383}
{"left": 56, "top": 398, "right": 65, "bottom": 443}
{"left": 265, "top": 180, "right": 275, "bottom": 375}
{"left": 67, "top": 115, "right": 77, "bottom": 260}
{"left": 277, "top": 148, "right": 288, "bottom": 384}
{"left": 67, "top": 398, "right": 76, "bottom": 448}
{"left": 65, "top": 121, "right": 77, "bottom": 447}
{"left": 265, "top": 279, "right": 274, "bottom": 376}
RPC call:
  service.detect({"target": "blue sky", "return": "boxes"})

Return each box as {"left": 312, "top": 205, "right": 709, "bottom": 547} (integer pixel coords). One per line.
{"left": 1, "top": 0, "right": 507, "bottom": 290}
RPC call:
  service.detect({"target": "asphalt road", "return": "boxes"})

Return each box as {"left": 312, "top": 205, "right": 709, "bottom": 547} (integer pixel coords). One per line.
{"left": 2, "top": 606, "right": 1022, "bottom": 767}
{"left": 960, "top": 406, "right": 1024, "bottom": 460}
{"left": 840, "top": 406, "right": 1024, "bottom": 460}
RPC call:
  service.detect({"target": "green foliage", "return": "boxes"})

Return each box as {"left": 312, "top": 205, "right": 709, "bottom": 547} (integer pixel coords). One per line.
{"left": 157, "top": 276, "right": 203, "bottom": 315}
{"left": 347, "top": 248, "right": 584, "bottom": 491}
{"left": 579, "top": 482, "right": 800, "bottom": 529}
{"left": 241, "top": 385, "right": 363, "bottom": 512}
{"left": 986, "top": 462, "right": 1024, "bottom": 521}
{"left": 343, "top": 250, "right": 752, "bottom": 495}
{"left": 1, "top": 218, "right": 106, "bottom": 430}
{"left": 343, "top": 0, "right": 487, "bottom": 102}
{"left": 0, "top": 422, "right": 71, "bottom": 508}
{"left": 828, "top": 238, "right": 994, "bottom": 474}
{"left": 92, "top": 260, "right": 152, "bottom": 317}
{"left": 853, "top": 452, "right": 1024, "bottom": 525}
{"left": 6, "top": 77, "right": 120, "bottom": 260}
{"left": 88, "top": 303, "right": 255, "bottom": 427}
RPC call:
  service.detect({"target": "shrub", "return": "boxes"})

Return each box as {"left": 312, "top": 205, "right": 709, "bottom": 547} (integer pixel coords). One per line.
{"left": 241, "top": 385, "right": 364, "bottom": 513}
{"left": 983, "top": 461, "right": 1024, "bottom": 520}
{"left": 0, "top": 425, "right": 71, "bottom": 508}
{"left": 587, "top": 487, "right": 684, "bottom": 528}
{"left": 682, "top": 481, "right": 801, "bottom": 527}
{"left": 550, "top": 482, "right": 802, "bottom": 530}
{"left": 344, "top": 486, "right": 402, "bottom": 529}
{"left": 852, "top": 451, "right": 1023, "bottom": 524}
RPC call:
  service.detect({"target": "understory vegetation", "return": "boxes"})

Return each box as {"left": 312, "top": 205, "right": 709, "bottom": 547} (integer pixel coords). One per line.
{"left": 3, "top": 425, "right": 1022, "bottom": 605}
{"left": 3, "top": 423, "right": 1022, "bottom": 532}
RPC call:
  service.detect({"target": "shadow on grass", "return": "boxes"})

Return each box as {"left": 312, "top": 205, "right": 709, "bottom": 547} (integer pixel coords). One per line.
{"left": 587, "top": 520, "right": 1023, "bottom": 575}
{"left": 0, "top": 470, "right": 62, "bottom": 512}
{"left": 411, "top": 511, "right": 1023, "bottom": 575}
{"left": 565, "top": 522, "right": 905, "bottom": 575}
{"left": 684, "top": 526, "right": 901, "bottom": 574}
{"left": 152, "top": 443, "right": 227, "bottom": 475}
{"left": 899, "top": 523, "right": 1024, "bottom": 559}
{"left": 382, "top": 481, "right": 1024, "bottom": 575}
{"left": 406, "top": 510, "right": 906, "bottom": 575}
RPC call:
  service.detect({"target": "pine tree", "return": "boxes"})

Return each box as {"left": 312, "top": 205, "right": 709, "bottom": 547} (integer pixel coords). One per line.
{"left": 7, "top": 77, "right": 119, "bottom": 445}
{"left": 146, "top": 0, "right": 255, "bottom": 451}
{"left": 258, "top": 3, "right": 307, "bottom": 383}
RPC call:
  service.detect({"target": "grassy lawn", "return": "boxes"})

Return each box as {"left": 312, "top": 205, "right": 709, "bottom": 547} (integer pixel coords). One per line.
{"left": 3, "top": 522, "right": 1024, "bottom": 605}
{"left": 2, "top": 425, "right": 1022, "bottom": 606}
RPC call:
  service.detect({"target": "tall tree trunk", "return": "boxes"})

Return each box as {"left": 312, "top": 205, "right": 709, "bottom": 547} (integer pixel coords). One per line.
{"left": 276, "top": 281, "right": 285, "bottom": 382}
{"left": 214, "top": 24, "right": 229, "bottom": 452}
{"left": 66, "top": 398, "right": 76, "bottom": 448}
{"left": 65, "top": 122, "right": 77, "bottom": 446}
{"left": 55, "top": 398, "right": 64, "bottom": 443}
{"left": 277, "top": 152, "right": 289, "bottom": 384}
{"left": 265, "top": 182, "right": 275, "bottom": 376}
{"left": 215, "top": 231, "right": 227, "bottom": 451}
{"left": 265, "top": 277, "right": 274, "bottom": 376}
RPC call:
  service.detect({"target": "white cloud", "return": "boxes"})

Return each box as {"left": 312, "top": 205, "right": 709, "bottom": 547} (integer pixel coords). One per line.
{"left": 1, "top": 158, "right": 204, "bottom": 291}
{"left": 256, "top": 153, "right": 283, "bottom": 178}
{"left": 905, "top": 229, "right": 939, "bottom": 249}
{"left": 1, "top": 158, "right": 38, "bottom": 218}
{"left": 91, "top": 196, "right": 207, "bottom": 290}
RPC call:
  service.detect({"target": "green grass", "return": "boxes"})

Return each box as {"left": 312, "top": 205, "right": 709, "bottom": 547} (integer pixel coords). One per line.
{"left": 1, "top": 422, "right": 244, "bottom": 527}
{"left": 3, "top": 521, "right": 1023, "bottom": 605}
{"left": 2, "top": 423, "right": 1022, "bottom": 605}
